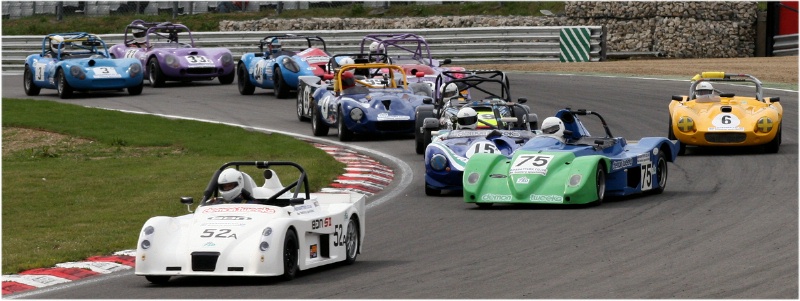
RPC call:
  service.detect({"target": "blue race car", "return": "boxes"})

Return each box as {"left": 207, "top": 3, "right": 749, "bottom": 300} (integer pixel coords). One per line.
{"left": 24, "top": 32, "right": 144, "bottom": 99}
{"left": 298, "top": 59, "right": 433, "bottom": 141}
{"left": 463, "top": 109, "right": 680, "bottom": 207}
{"left": 238, "top": 34, "right": 331, "bottom": 98}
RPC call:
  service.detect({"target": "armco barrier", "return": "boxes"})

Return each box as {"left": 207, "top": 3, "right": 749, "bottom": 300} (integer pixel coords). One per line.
{"left": 1, "top": 26, "right": 606, "bottom": 73}
{"left": 773, "top": 34, "right": 799, "bottom": 57}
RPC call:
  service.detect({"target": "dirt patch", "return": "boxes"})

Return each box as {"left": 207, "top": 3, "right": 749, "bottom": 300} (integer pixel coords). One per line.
{"left": 463, "top": 56, "right": 798, "bottom": 84}
{"left": 2, "top": 128, "right": 93, "bottom": 157}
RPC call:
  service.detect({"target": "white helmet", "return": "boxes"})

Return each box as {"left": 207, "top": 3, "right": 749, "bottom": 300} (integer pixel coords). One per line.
{"left": 268, "top": 38, "right": 282, "bottom": 55}
{"left": 441, "top": 83, "right": 459, "bottom": 99}
{"left": 340, "top": 57, "right": 355, "bottom": 66}
{"left": 695, "top": 81, "right": 714, "bottom": 96}
{"left": 456, "top": 107, "right": 478, "bottom": 130}
{"left": 50, "top": 35, "right": 64, "bottom": 53}
{"left": 541, "top": 117, "right": 565, "bottom": 137}
{"left": 132, "top": 27, "right": 146, "bottom": 44}
{"left": 369, "top": 41, "right": 384, "bottom": 53}
{"left": 217, "top": 168, "right": 244, "bottom": 202}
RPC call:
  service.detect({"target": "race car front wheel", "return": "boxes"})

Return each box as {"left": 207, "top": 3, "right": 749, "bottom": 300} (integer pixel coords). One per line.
{"left": 23, "top": 66, "right": 41, "bottom": 96}
{"left": 128, "top": 81, "right": 144, "bottom": 96}
{"left": 148, "top": 58, "right": 165, "bottom": 88}
{"left": 280, "top": 229, "right": 299, "bottom": 281}
{"left": 311, "top": 103, "right": 329, "bottom": 136}
{"left": 344, "top": 216, "right": 359, "bottom": 264}
{"left": 652, "top": 149, "right": 668, "bottom": 194}
{"left": 594, "top": 164, "right": 606, "bottom": 206}
{"left": 145, "top": 275, "right": 170, "bottom": 285}
{"left": 337, "top": 108, "right": 354, "bottom": 141}
{"left": 274, "top": 67, "right": 290, "bottom": 99}
{"left": 237, "top": 63, "right": 255, "bottom": 95}
{"left": 56, "top": 69, "right": 73, "bottom": 99}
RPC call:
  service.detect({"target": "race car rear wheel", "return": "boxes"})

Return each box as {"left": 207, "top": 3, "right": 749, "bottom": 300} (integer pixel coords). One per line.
{"left": 344, "top": 216, "right": 359, "bottom": 264}
{"left": 337, "top": 107, "right": 354, "bottom": 141}
{"left": 764, "top": 124, "right": 781, "bottom": 153}
{"left": 425, "top": 184, "right": 440, "bottom": 196}
{"left": 652, "top": 149, "right": 668, "bottom": 194}
{"left": 415, "top": 108, "right": 435, "bottom": 154}
{"left": 280, "top": 229, "right": 299, "bottom": 281}
{"left": 148, "top": 58, "right": 165, "bottom": 88}
{"left": 594, "top": 164, "right": 607, "bottom": 205}
{"left": 311, "top": 102, "right": 329, "bottom": 136}
{"left": 237, "top": 62, "right": 255, "bottom": 95}
{"left": 56, "top": 69, "right": 73, "bottom": 99}
{"left": 144, "top": 275, "right": 170, "bottom": 285}
{"left": 127, "top": 81, "right": 144, "bottom": 95}
{"left": 23, "top": 66, "right": 41, "bottom": 96}
{"left": 296, "top": 81, "right": 310, "bottom": 121}
{"left": 274, "top": 67, "right": 290, "bottom": 99}
{"left": 476, "top": 203, "right": 493, "bottom": 209}
{"left": 218, "top": 70, "right": 235, "bottom": 85}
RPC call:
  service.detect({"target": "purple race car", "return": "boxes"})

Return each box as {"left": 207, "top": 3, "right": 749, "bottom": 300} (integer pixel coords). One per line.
{"left": 108, "top": 20, "right": 235, "bottom": 87}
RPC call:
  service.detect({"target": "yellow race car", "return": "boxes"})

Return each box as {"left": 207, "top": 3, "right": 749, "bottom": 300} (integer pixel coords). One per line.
{"left": 668, "top": 72, "right": 782, "bottom": 155}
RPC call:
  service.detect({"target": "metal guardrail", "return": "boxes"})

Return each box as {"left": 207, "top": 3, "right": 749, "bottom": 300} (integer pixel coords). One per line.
{"left": 1, "top": 26, "right": 607, "bottom": 73}
{"left": 773, "top": 34, "right": 799, "bottom": 56}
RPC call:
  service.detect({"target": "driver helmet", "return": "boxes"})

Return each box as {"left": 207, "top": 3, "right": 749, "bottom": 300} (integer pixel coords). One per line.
{"left": 369, "top": 41, "right": 384, "bottom": 54}
{"left": 217, "top": 168, "right": 244, "bottom": 202}
{"left": 132, "top": 27, "right": 146, "bottom": 44}
{"left": 268, "top": 38, "right": 282, "bottom": 56}
{"left": 695, "top": 81, "right": 715, "bottom": 97}
{"left": 541, "top": 117, "right": 565, "bottom": 138}
{"left": 456, "top": 107, "right": 478, "bottom": 130}
{"left": 341, "top": 71, "right": 356, "bottom": 90}
{"left": 441, "top": 82, "right": 459, "bottom": 99}
{"left": 340, "top": 57, "right": 355, "bottom": 66}
{"left": 50, "top": 35, "right": 65, "bottom": 54}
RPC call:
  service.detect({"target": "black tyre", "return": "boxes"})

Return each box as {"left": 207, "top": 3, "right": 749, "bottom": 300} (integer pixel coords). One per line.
{"left": 280, "top": 229, "right": 299, "bottom": 281}
{"left": 764, "top": 124, "right": 781, "bottom": 153}
{"left": 344, "top": 216, "right": 359, "bottom": 265}
{"left": 148, "top": 58, "right": 165, "bottom": 87}
{"left": 422, "top": 128, "right": 433, "bottom": 151}
{"left": 476, "top": 203, "right": 493, "bottom": 209}
{"left": 425, "top": 184, "right": 440, "bottom": 196}
{"left": 415, "top": 108, "right": 435, "bottom": 154}
{"left": 512, "top": 106, "right": 529, "bottom": 130}
{"left": 337, "top": 107, "right": 354, "bottom": 141}
{"left": 237, "top": 63, "right": 255, "bottom": 95}
{"left": 56, "top": 69, "right": 73, "bottom": 99}
{"left": 218, "top": 70, "right": 235, "bottom": 85}
{"left": 23, "top": 66, "right": 41, "bottom": 96}
{"left": 274, "top": 67, "right": 290, "bottom": 99}
{"left": 127, "top": 81, "right": 144, "bottom": 95}
{"left": 144, "top": 275, "right": 170, "bottom": 285}
{"left": 593, "top": 164, "right": 607, "bottom": 205}
{"left": 651, "top": 149, "right": 668, "bottom": 194}
{"left": 311, "top": 103, "right": 329, "bottom": 136}
{"left": 296, "top": 81, "right": 310, "bottom": 121}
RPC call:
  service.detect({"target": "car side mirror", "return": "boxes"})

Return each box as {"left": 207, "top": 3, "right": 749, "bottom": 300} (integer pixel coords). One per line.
{"left": 517, "top": 97, "right": 527, "bottom": 104}
{"left": 180, "top": 197, "right": 194, "bottom": 205}
{"left": 769, "top": 97, "right": 780, "bottom": 102}
{"left": 423, "top": 97, "right": 433, "bottom": 104}
{"left": 442, "top": 58, "right": 452, "bottom": 65}
{"left": 671, "top": 95, "right": 684, "bottom": 101}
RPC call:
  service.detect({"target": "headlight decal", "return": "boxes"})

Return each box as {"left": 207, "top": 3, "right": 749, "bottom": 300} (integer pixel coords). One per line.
{"left": 430, "top": 154, "right": 448, "bottom": 171}
{"left": 467, "top": 172, "right": 480, "bottom": 184}
{"left": 129, "top": 63, "right": 141, "bottom": 77}
{"left": 69, "top": 65, "right": 86, "bottom": 80}
{"left": 756, "top": 117, "right": 774, "bottom": 133}
{"left": 677, "top": 116, "right": 694, "bottom": 132}
{"left": 283, "top": 58, "right": 300, "bottom": 73}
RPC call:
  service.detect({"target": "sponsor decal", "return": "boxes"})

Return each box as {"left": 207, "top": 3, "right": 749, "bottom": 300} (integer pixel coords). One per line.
{"left": 305, "top": 56, "right": 329, "bottom": 64}
{"left": 480, "top": 194, "right": 513, "bottom": 202}
{"left": 510, "top": 154, "right": 553, "bottom": 176}
{"left": 530, "top": 194, "right": 564, "bottom": 203}
{"left": 489, "top": 174, "right": 507, "bottom": 178}
{"left": 293, "top": 204, "right": 314, "bottom": 211}
{"left": 311, "top": 217, "right": 332, "bottom": 230}
{"left": 203, "top": 242, "right": 216, "bottom": 247}
{"left": 516, "top": 177, "right": 530, "bottom": 184}
{"left": 208, "top": 216, "right": 252, "bottom": 220}
{"left": 201, "top": 207, "right": 276, "bottom": 214}
{"left": 636, "top": 154, "right": 651, "bottom": 165}
{"left": 310, "top": 245, "right": 318, "bottom": 258}
{"left": 201, "top": 222, "right": 247, "bottom": 227}
{"left": 612, "top": 158, "right": 633, "bottom": 170}
{"left": 377, "top": 113, "right": 411, "bottom": 121}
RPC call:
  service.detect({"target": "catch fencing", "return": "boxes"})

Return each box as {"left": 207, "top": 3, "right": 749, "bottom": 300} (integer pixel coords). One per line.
{"left": 1, "top": 26, "right": 607, "bottom": 73}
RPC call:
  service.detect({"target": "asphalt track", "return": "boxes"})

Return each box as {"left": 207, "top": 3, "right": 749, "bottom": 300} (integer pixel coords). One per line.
{"left": 2, "top": 72, "right": 798, "bottom": 298}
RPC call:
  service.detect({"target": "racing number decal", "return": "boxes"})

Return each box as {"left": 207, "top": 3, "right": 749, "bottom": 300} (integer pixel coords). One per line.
{"left": 186, "top": 55, "right": 211, "bottom": 64}
{"left": 311, "top": 217, "right": 332, "bottom": 230}
{"left": 302, "top": 84, "right": 313, "bottom": 112}
{"left": 34, "top": 63, "right": 46, "bottom": 81}
{"left": 124, "top": 49, "right": 138, "bottom": 58}
{"left": 509, "top": 154, "right": 553, "bottom": 175}
{"left": 320, "top": 95, "right": 333, "bottom": 118}
{"left": 200, "top": 229, "right": 237, "bottom": 239}
{"left": 333, "top": 224, "right": 346, "bottom": 247}
{"left": 465, "top": 141, "right": 500, "bottom": 158}
{"left": 640, "top": 161, "right": 654, "bottom": 191}
{"left": 254, "top": 60, "right": 267, "bottom": 83}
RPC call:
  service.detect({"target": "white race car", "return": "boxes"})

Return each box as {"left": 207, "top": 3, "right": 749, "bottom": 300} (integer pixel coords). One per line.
{"left": 135, "top": 161, "right": 366, "bottom": 284}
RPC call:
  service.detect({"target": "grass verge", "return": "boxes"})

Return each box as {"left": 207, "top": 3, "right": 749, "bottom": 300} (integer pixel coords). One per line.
{"left": 1, "top": 98, "right": 346, "bottom": 274}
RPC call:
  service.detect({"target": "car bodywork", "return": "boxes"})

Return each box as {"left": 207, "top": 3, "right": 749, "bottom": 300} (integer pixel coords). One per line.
{"left": 108, "top": 20, "right": 235, "bottom": 87}
{"left": 135, "top": 161, "right": 366, "bottom": 284}
{"left": 359, "top": 33, "right": 466, "bottom": 92}
{"left": 463, "top": 109, "right": 679, "bottom": 207}
{"left": 23, "top": 32, "right": 144, "bottom": 99}
{"left": 668, "top": 72, "right": 783, "bottom": 154}
{"left": 414, "top": 70, "right": 538, "bottom": 154}
{"left": 238, "top": 34, "right": 331, "bottom": 98}
{"left": 297, "top": 61, "right": 433, "bottom": 141}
